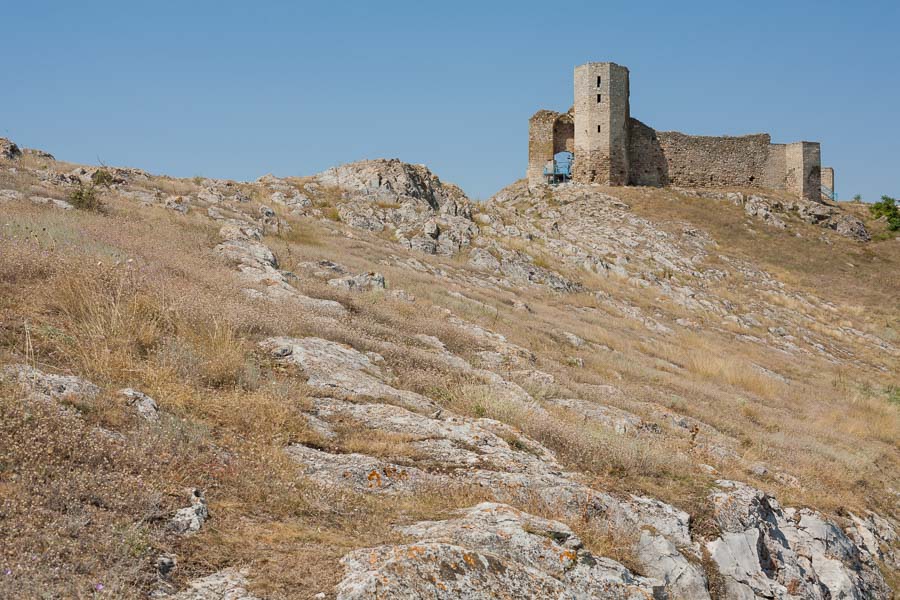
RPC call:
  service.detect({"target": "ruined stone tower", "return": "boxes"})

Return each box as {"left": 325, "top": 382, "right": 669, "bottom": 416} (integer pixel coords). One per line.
{"left": 821, "top": 166, "right": 835, "bottom": 200}
{"left": 784, "top": 142, "right": 822, "bottom": 202}
{"left": 573, "top": 62, "right": 630, "bottom": 185}
{"left": 528, "top": 61, "right": 831, "bottom": 202}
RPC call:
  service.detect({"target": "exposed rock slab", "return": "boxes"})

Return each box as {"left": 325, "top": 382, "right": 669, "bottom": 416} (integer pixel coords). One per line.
{"left": 706, "top": 480, "right": 890, "bottom": 600}
{"left": 701, "top": 190, "right": 871, "bottom": 242}
{"left": 2, "top": 364, "right": 100, "bottom": 404}
{"left": 0, "top": 137, "right": 22, "bottom": 160}
{"left": 327, "top": 271, "right": 386, "bottom": 292}
{"left": 214, "top": 230, "right": 345, "bottom": 315}
{"left": 312, "top": 159, "right": 478, "bottom": 255}
{"left": 307, "top": 397, "right": 552, "bottom": 473}
{"left": 159, "top": 568, "right": 260, "bottom": 599}
{"left": 304, "top": 396, "right": 709, "bottom": 598}
{"left": 846, "top": 511, "right": 899, "bottom": 572}
{"left": 261, "top": 338, "right": 437, "bottom": 412}
{"left": 286, "top": 443, "right": 442, "bottom": 494}
{"left": 29, "top": 195, "right": 74, "bottom": 210}
{"left": 118, "top": 387, "right": 160, "bottom": 422}
{"left": 0, "top": 189, "right": 24, "bottom": 202}
{"left": 336, "top": 503, "right": 666, "bottom": 600}
{"left": 546, "top": 397, "right": 657, "bottom": 435}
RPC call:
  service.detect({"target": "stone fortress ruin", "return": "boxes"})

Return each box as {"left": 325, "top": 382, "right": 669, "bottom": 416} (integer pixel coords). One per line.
{"left": 528, "top": 62, "right": 834, "bottom": 201}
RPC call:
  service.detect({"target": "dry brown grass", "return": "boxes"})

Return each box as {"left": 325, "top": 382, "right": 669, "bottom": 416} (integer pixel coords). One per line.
{"left": 660, "top": 334, "right": 784, "bottom": 399}
{"left": 0, "top": 198, "right": 522, "bottom": 597}
{"left": 572, "top": 519, "right": 644, "bottom": 574}
{"left": 615, "top": 184, "right": 900, "bottom": 320}
{"left": 321, "top": 205, "right": 342, "bottom": 222}
{"left": 435, "top": 382, "right": 708, "bottom": 501}
{"left": 0, "top": 382, "right": 220, "bottom": 598}
{"left": 331, "top": 420, "right": 429, "bottom": 463}
{"left": 0, "top": 161, "right": 898, "bottom": 596}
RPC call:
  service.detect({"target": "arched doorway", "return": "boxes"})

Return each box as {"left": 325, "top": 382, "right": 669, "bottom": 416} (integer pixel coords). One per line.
{"left": 544, "top": 151, "right": 574, "bottom": 185}
{"left": 553, "top": 114, "right": 575, "bottom": 155}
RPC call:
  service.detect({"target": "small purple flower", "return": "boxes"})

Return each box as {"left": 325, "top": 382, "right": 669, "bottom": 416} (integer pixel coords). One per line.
{"left": 95, "top": 583, "right": 104, "bottom": 591}
{"left": 4, "top": 569, "right": 10, "bottom": 576}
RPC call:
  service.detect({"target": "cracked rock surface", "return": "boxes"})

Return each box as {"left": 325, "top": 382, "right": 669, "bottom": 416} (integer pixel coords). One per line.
{"left": 706, "top": 480, "right": 890, "bottom": 599}
{"left": 337, "top": 503, "right": 668, "bottom": 600}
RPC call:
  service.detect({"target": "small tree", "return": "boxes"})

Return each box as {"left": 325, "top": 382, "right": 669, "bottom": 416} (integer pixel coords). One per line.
{"left": 90, "top": 169, "right": 115, "bottom": 187}
{"left": 869, "top": 195, "right": 900, "bottom": 231}
{"left": 69, "top": 183, "right": 105, "bottom": 212}
{"left": 852, "top": 194, "right": 862, "bottom": 203}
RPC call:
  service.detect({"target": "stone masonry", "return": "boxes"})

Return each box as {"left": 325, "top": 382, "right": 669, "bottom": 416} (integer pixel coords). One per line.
{"left": 528, "top": 62, "right": 831, "bottom": 201}
{"left": 821, "top": 166, "right": 835, "bottom": 200}
{"left": 573, "top": 62, "right": 630, "bottom": 185}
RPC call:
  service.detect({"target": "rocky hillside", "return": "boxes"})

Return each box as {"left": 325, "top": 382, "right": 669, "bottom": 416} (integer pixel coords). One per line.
{"left": 0, "top": 138, "right": 897, "bottom": 599}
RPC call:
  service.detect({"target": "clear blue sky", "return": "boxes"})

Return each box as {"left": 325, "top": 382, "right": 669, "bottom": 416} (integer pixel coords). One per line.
{"left": 4, "top": 1, "right": 898, "bottom": 201}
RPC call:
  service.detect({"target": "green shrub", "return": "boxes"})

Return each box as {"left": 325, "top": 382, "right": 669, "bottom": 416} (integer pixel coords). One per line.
{"left": 68, "top": 183, "right": 104, "bottom": 212}
{"left": 887, "top": 386, "right": 900, "bottom": 406}
{"left": 869, "top": 195, "right": 900, "bottom": 231}
{"left": 90, "top": 169, "right": 115, "bottom": 187}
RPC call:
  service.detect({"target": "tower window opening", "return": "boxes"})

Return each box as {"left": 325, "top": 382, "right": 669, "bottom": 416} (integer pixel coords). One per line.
{"left": 596, "top": 76, "right": 602, "bottom": 87}
{"left": 597, "top": 125, "right": 602, "bottom": 133}
{"left": 597, "top": 94, "right": 602, "bottom": 103}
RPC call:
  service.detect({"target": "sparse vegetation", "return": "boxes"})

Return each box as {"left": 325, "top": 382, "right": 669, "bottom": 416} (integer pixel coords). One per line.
{"left": 68, "top": 182, "right": 105, "bottom": 212}
{"left": 869, "top": 195, "right": 900, "bottom": 231}
{"left": 886, "top": 385, "right": 900, "bottom": 406}
{"left": 0, "top": 152, "right": 897, "bottom": 598}
{"left": 91, "top": 168, "right": 116, "bottom": 187}
{"left": 322, "top": 205, "right": 342, "bottom": 221}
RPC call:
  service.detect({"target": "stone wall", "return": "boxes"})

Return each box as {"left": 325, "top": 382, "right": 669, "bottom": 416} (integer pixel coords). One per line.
{"left": 652, "top": 131, "right": 773, "bottom": 188}
{"left": 821, "top": 166, "right": 835, "bottom": 198}
{"left": 763, "top": 144, "right": 787, "bottom": 189}
{"left": 527, "top": 110, "right": 559, "bottom": 186}
{"left": 625, "top": 121, "right": 823, "bottom": 200}
{"left": 627, "top": 118, "right": 667, "bottom": 186}
{"left": 785, "top": 142, "right": 821, "bottom": 201}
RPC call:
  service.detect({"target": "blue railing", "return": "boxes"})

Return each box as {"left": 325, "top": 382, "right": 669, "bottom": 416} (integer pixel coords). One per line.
{"left": 821, "top": 185, "right": 836, "bottom": 201}
{"left": 543, "top": 162, "right": 571, "bottom": 177}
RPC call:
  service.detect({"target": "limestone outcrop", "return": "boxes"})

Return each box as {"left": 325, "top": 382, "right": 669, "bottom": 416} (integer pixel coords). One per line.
{"left": 2, "top": 139, "right": 896, "bottom": 599}
{"left": 2, "top": 364, "right": 100, "bottom": 406}
{"left": 0, "top": 137, "right": 22, "bottom": 160}
{"left": 214, "top": 222, "right": 346, "bottom": 315}
{"left": 261, "top": 337, "right": 438, "bottom": 412}
{"left": 337, "top": 503, "right": 668, "bottom": 600}
{"left": 313, "top": 159, "right": 479, "bottom": 255}
{"left": 327, "top": 271, "right": 386, "bottom": 292}
{"left": 157, "top": 568, "right": 260, "bottom": 600}
{"left": 688, "top": 190, "right": 871, "bottom": 241}
{"left": 270, "top": 361, "right": 711, "bottom": 598}
{"left": 706, "top": 480, "right": 891, "bottom": 599}
{"left": 169, "top": 489, "right": 209, "bottom": 536}
{"left": 118, "top": 388, "right": 160, "bottom": 422}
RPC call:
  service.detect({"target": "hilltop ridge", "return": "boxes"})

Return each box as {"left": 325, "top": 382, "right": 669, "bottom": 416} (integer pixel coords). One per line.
{"left": 0, "top": 139, "right": 897, "bottom": 599}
